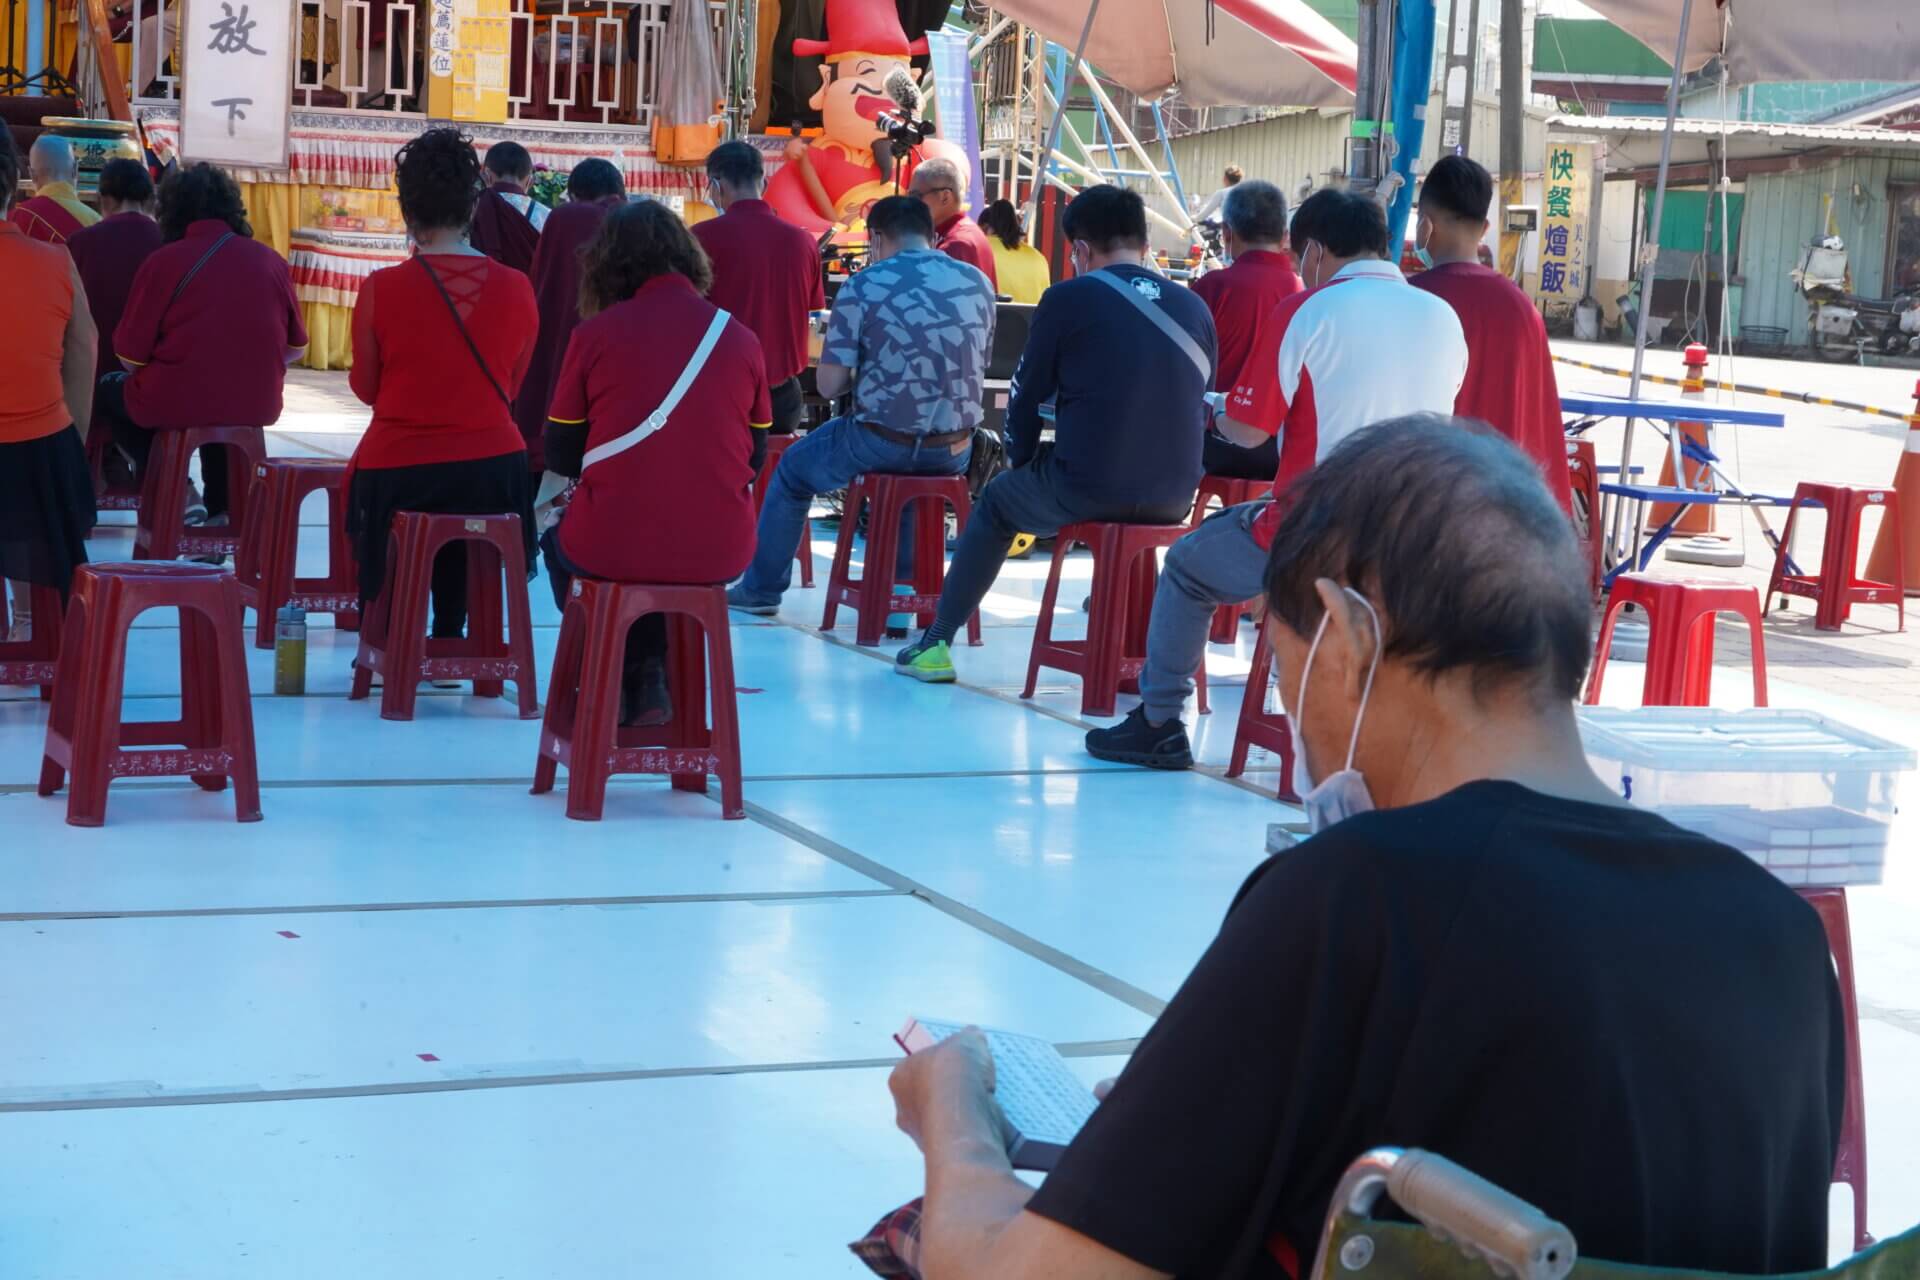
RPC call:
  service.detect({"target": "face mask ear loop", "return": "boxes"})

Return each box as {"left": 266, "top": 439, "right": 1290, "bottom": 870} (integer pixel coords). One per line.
{"left": 1296, "top": 609, "right": 1332, "bottom": 730}
{"left": 1342, "top": 593, "right": 1383, "bottom": 773}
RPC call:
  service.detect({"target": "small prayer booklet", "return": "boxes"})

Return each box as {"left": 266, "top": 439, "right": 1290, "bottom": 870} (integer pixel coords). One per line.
{"left": 894, "top": 1017, "right": 1099, "bottom": 1172}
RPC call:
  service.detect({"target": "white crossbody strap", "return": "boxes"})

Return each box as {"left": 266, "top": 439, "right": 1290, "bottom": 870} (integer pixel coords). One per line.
{"left": 580, "top": 307, "right": 732, "bottom": 472}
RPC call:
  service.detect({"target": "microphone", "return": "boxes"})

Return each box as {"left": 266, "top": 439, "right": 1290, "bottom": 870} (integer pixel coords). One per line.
{"left": 883, "top": 66, "right": 921, "bottom": 116}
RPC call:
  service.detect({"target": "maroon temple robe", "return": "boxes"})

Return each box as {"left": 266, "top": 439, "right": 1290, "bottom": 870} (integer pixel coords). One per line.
{"left": 68, "top": 211, "right": 167, "bottom": 383}
{"left": 469, "top": 183, "right": 542, "bottom": 276}
{"left": 512, "top": 196, "right": 616, "bottom": 472}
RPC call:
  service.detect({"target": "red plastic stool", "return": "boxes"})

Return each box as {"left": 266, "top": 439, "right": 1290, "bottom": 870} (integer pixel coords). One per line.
{"left": 37, "top": 562, "right": 261, "bottom": 826}
{"left": 533, "top": 579, "right": 743, "bottom": 820}
{"left": 133, "top": 426, "right": 266, "bottom": 562}
{"left": 821, "top": 473, "right": 981, "bottom": 647}
{"left": 1191, "top": 476, "right": 1268, "bottom": 643}
{"left": 348, "top": 512, "right": 540, "bottom": 721}
{"left": 85, "top": 429, "right": 142, "bottom": 512}
{"left": 1800, "top": 887, "right": 1872, "bottom": 1251}
{"left": 235, "top": 458, "right": 362, "bottom": 649}
{"left": 1568, "top": 439, "right": 1604, "bottom": 595}
{"left": 1226, "top": 625, "right": 1300, "bottom": 802}
{"left": 1, "top": 582, "right": 64, "bottom": 700}
{"left": 1023, "top": 521, "right": 1208, "bottom": 718}
{"left": 1766, "top": 483, "right": 1905, "bottom": 633}
{"left": 754, "top": 434, "right": 814, "bottom": 589}
{"left": 1586, "top": 574, "right": 1768, "bottom": 708}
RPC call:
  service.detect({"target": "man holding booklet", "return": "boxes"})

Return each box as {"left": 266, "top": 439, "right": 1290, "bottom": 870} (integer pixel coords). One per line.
{"left": 874, "top": 419, "right": 1844, "bottom": 1280}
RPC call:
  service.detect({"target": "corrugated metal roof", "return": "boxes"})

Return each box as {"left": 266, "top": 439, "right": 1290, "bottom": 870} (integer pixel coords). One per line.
{"left": 1547, "top": 115, "right": 1920, "bottom": 149}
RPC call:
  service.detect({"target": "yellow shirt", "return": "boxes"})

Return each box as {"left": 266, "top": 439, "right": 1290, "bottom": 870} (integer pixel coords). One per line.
{"left": 988, "top": 235, "right": 1051, "bottom": 304}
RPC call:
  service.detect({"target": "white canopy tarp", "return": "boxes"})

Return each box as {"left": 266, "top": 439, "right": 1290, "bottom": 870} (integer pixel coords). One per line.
{"left": 1579, "top": 0, "right": 1919, "bottom": 85}
{"left": 987, "top": 0, "right": 1357, "bottom": 108}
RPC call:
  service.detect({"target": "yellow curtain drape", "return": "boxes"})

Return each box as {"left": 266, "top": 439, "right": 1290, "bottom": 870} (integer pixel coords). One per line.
{"left": 298, "top": 299, "right": 353, "bottom": 371}
{"left": 238, "top": 181, "right": 402, "bottom": 370}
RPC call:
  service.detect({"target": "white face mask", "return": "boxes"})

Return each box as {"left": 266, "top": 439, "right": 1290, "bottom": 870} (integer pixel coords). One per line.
{"left": 1288, "top": 589, "right": 1383, "bottom": 833}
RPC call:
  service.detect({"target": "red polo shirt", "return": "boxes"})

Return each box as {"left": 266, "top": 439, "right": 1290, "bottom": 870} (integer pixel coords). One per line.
{"left": 547, "top": 274, "right": 770, "bottom": 585}
{"left": 1190, "top": 248, "right": 1301, "bottom": 391}
{"left": 115, "top": 220, "right": 307, "bottom": 429}
{"left": 1410, "top": 261, "right": 1574, "bottom": 515}
{"left": 693, "top": 197, "right": 824, "bottom": 385}
{"left": 935, "top": 213, "right": 998, "bottom": 292}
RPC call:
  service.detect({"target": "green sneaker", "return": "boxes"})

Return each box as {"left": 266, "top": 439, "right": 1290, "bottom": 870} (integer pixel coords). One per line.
{"left": 894, "top": 636, "right": 956, "bottom": 684}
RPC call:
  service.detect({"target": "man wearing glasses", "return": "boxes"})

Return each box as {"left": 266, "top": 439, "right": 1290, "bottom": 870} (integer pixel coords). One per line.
{"left": 909, "top": 158, "right": 998, "bottom": 293}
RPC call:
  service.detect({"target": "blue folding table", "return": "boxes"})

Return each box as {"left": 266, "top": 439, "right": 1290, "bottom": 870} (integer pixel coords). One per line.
{"left": 1561, "top": 393, "right": 1788, "bottom": 586}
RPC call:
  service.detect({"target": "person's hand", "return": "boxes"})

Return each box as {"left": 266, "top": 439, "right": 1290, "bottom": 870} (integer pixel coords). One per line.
{"left": 1093, "top": 1077, "right": 1117, "bottom": 1101}
{"left": 889, "top": 1027, "right": 996, "bottom": 1153}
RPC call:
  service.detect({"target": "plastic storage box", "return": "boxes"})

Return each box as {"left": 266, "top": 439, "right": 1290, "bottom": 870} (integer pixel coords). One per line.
{"left": 1578, "top": 708, "right": 1914, "bottom": 887}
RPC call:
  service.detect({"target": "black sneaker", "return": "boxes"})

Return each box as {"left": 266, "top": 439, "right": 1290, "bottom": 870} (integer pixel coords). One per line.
{"left": 622, "top": 664, "right": 673, "bottom": 727}
{"left": 1085, "top": 707, "right": 1193, "bottom": 769}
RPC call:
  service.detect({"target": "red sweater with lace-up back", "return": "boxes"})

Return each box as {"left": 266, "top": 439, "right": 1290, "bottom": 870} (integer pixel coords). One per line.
{"left": 349, "top": 252, "right": 538, "bottom": 471}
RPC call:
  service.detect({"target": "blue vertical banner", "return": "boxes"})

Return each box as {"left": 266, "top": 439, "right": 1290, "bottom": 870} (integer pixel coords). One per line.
{"left": 926, "top": 29, "right": 986, "bottom": 218}
{"left": 1386, "top": 0, "right": 1436, "bottom": 255}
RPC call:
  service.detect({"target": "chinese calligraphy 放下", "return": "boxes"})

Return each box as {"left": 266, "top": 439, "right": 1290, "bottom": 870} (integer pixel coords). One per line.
{"left": 211, "top": 96, "right": 252, "bottom": 135}
{"left": 206, "top": 1, "right": 266, "bottom": 54}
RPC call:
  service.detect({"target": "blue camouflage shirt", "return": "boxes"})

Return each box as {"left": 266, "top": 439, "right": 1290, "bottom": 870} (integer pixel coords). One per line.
{"left": 819, "top": 248, "right": 996, "bottom": 435}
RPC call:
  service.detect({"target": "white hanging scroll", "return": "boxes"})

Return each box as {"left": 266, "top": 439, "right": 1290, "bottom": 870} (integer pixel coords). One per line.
{"left": 179, "top": 0, "right": 294, "bottom": 168}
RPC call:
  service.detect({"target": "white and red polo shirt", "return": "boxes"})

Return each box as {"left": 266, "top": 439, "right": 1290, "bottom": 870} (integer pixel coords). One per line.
{"left": 1226, "top": 259, "right": 1468, "bottom": 548}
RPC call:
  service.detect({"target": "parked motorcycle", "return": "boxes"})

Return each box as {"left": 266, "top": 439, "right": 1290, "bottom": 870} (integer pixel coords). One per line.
{"left": 1793, "top": 236, "right": 1920, "bottom": 362}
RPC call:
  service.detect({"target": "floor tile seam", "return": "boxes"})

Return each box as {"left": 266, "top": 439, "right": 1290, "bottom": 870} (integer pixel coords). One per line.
{"left": 741, "top": 799, "right": 1170, "bottom": 1019}
{"left": 0, "top": 888, "right": 907, "bottom": 923}
{"left": 0, "top": 1038, "right": 1144, "bottom": 1114}
{"left": 0, "top": 766, "right": 1140, "bottom": 797}
{"left": 759, "top": 614, "right": 1284, "bottom": 804}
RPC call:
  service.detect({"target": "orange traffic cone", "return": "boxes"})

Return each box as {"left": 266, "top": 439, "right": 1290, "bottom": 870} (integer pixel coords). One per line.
{"left": 1864, "top": 378, "right": 1920, "bottom": 596}
{"left": 1651, "top": 343, "right": 1716, "bottom": 534}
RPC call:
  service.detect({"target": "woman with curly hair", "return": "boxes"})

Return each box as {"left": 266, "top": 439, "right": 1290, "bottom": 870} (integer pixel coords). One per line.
{"left": 97, "top": 161, "right": 307, "bottom": 526}
{"left": 347, "top": 126, "right": 539, "bottom": 659}
{"left": 541, "top": 199, "right": 769, "bottom": 726}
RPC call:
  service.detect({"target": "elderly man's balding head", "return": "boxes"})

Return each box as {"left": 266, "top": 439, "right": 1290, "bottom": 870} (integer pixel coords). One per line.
{"left": 30, "top": 135, "right": 78, "bottom": 186}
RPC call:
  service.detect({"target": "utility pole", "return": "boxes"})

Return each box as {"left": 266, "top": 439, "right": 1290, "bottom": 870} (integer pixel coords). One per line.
{"left": 1439, "top": 0, "right": 1481, "bottom": 156}
{"left": 1497, "top": 0, "right": 1525, "bottom": 277}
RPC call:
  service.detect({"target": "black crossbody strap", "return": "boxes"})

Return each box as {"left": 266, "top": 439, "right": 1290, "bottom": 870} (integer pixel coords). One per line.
{"left": 156, "top": 231, "right": 235, "bottom": 328}
{"left": 416, "top": 254, "right": 512, "bottom": 409}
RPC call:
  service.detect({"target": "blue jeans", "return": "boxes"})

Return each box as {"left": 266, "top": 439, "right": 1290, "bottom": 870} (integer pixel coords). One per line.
{"left": 1139, "top": 500, "right": 1270, "bottom": 724}
{"left": 733, "top": 415, "right": 972, "bottom": 606}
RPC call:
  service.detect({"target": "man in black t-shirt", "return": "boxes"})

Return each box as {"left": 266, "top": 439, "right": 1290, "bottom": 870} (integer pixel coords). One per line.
{"left": 887, "top": 418, "right": 1843, "bottom": 1280}
{"left": 892, "top": 184, "right": 1216, "bottom": 685}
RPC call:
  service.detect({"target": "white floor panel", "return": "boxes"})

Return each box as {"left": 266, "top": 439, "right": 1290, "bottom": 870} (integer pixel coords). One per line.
{"left": 752, "top": 771, "right": 1283, "bottom": 1001}
{"left": 0, "top": 896, "right": 1150, "bottom": 1103}
{"left": 0, "top": 783, "right": 874, "bottom": 914}
{"left": 0, "top": 1054, "right": 1131, "bottom": 1280}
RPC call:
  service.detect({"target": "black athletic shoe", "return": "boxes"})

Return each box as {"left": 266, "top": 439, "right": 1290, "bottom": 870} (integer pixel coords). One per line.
{"left": 622, "top": 664, "right": 673, "bottom": 727}
{"left": 1085, "top": 706, "right": 1193, "bottom": 770}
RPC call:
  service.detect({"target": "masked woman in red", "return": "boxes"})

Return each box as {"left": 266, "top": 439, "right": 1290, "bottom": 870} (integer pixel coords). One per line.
{"left": 347, "top": 126, "right": 539, "bottom": 646}
{"left": 540, "top": 201, "right": 770, "bottom": 726}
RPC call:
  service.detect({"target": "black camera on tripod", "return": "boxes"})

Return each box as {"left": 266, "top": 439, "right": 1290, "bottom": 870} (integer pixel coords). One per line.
{"left": 875, "top": 109, "right": 936, "bottom": 153}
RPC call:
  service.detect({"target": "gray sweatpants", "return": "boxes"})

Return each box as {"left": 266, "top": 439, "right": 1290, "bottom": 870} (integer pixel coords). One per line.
{"left": 1139, "top": 500, "right": 1271, "bottom": 725}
